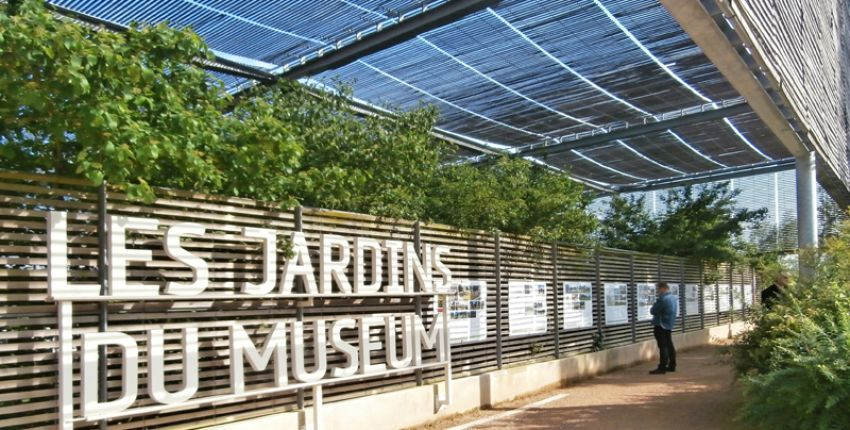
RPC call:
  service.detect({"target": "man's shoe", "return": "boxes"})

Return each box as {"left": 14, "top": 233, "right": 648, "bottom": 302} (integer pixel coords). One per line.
{"left": 649, "top": 368, "right": 666, "bottom": 375}
{"left": 665, "top": 367, "right": 676, "bottom": 372}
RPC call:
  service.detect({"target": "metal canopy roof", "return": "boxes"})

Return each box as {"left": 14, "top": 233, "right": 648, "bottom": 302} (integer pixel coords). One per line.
{"left": 48, "top": 0, "right": 796, "bottom": 191}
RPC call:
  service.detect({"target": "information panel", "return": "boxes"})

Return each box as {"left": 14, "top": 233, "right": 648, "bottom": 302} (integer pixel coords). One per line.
{"left": 685, "top": 284, "right": 700, "bottom": 315}
{"left": 703, "top": 284, "right": 717, "bottom": 314}
{"left": 437, "top": 280, "right": 487, "bottom": 344}
{"left": 508, "top": 281, "right": 548, "bottom": 336}
{"left": 604, "top": 283, "right": 628, "bottom": 325}
{"left": 636, "top": 283, "right": 656, "bottom": 321}
{"left": 669, "top": 283, "right": 681, "bottom": 318}
{"left": 732, "top": 285, "right": 744, "bottom": 310}
{"left": 563, "top": 282, "right": 594, "bottom": 329}
{"left": 718, "top": 284, "right": 732, "bottom": 312}
{"left": 744, "top": 284, "right": 754, "bottom": 307}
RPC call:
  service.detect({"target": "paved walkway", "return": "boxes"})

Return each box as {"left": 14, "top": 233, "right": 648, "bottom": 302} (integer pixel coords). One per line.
{"left": 420, "top": 346, "right": 743, "bottom": 430}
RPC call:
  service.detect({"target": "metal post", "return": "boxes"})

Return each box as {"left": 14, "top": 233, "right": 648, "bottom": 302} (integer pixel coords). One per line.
{"left": 796, "top": 151, "right": 818, "bottom": 282}
{"left": 97, "top": 182, "right": 108, "bottom": 430}
{"left": 594, "top": 251, "right": 603, "bottom": 333}
{"left": 494, "top": 232, "right": 503, "bottom": 369}
{"left": 551, "top": 242, "right": 560, "bottom": 358}
{"left": 680, "top": 260, "right": 686, "bottom": 333}
{"left": 294, "top": 206, "right": 306, "bottom": 416}
{"left": 629, "top": 254, "right": 636, "bottom": 343}
{"left": 414, "top": 221, "right": 424, "bottom": 386}
{"left": 699, "top": 265, "right": 705, "bottom": 329}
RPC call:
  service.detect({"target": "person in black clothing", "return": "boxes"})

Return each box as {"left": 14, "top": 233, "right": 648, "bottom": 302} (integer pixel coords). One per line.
{"left": 761, "top": 273, "right": 788, "bottom": 310}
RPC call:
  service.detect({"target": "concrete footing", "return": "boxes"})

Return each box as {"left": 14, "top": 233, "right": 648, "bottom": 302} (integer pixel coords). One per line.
{"left": 205, "top": 322, "right": 746, "bottom": 430}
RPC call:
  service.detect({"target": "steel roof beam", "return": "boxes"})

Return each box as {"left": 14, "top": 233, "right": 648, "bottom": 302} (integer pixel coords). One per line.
{"left": 611, "top": 157, "right": 795, "bottom": 193}
{"left": 280, "top": 0, "right": 500, "bottom": 79}
{"left": 513, "top": 100, "right": 751, "bottom": 158}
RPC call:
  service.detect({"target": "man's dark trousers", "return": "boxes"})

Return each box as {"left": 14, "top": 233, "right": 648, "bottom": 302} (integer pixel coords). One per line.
{"left": 653, "top": 325, "right": 676, "bottom": 370}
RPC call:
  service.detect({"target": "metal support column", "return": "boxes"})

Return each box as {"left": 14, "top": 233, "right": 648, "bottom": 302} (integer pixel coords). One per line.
{"left": 97, "top": 182, "right": 108, "bottom": 430}
{"left": 629, "top": 254, "right": 636, "bottom": 343}
{"left": 699, "top": 265, "right": 705, "bottom": 329}
{"left": 294, "top": 206, "right": 306, "bottom": 424}
{"left": 594, "top": 251, "right": 603, "bottom": 338}
{"left": 680, "top": 260, "right": 686, "bottom": 333}
{"left": 414, "top": 221, "right": 424, "bottom": 385}
{"left": 494, "top": 232, "right": 503, "bottom": 369}
{"left": 796, "top": 151, "right": 818, "bottom": 282}
{"left": 551, "top": 242, "right": 560, "bottom": 358}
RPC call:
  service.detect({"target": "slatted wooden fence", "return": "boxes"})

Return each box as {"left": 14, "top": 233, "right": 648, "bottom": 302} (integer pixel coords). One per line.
{"left": 0, "top": 170, "right": 756, "bottom": 429}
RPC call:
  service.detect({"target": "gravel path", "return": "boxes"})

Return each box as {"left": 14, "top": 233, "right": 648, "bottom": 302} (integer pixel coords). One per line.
{"left": 417, "top": 345, "right": 744, "bottom": 430}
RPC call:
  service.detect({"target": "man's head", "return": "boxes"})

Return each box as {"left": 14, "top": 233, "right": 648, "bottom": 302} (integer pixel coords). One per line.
{"left": 656, "top": 282, "right": 670, "bottom": 295}
{"left": 775, "top": 273, "right": 789, "bottom": 287}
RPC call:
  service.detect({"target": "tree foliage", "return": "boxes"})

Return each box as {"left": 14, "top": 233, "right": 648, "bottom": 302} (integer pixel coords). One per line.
{"left": 0, "top": 1, "right": 441, "bottom": 215}
{"left": 0, "top": 1, "right": 597, "bottom": 242}
{"left": 732, "top": 220, "right": 850, "bottom": 430}
{"left": 429, "top": 157, "right": 597, "bottom": 243}
{"left": 1, "top": 0, "right": 229, "bottom": 199}
{"left": 597, "top": 183, "right": 766, "bottom": 262}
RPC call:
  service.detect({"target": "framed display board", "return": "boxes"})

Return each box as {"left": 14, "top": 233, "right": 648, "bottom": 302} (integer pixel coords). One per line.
{"left": 718, "top": 284, "right": 732, "bottom": 312}
{"left": 604, "top": 283, "right": 629, "bottom": 325}
{"left": 703, "top": 284, "right": 718, "bottom": 313}
{"left": 636, "top": 283, "right": 656, "bottom": 321}
{"left": 563, "top": 282, "right": 594, "bottom": 329}
{"left": 508, "top": 281, "right": 548, "bottom": 336}
{"left": 744, "top": 284, "right": 754, "bottom": 306}
{"left": 437, "top": 280, "right": 487, "bottom": 344}
{"left": 732, "top": 285, "right": 744, "bottom": 310}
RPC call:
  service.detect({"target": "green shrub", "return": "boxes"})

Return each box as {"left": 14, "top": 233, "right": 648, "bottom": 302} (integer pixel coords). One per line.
{"left": 733, "top": 219, "right": 850, "bottom": 430}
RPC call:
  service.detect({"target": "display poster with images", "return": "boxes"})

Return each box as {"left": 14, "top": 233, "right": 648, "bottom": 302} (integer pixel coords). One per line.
{"left": 669, "top": 283, "right": 680, "bottom": 317}
{"left": 508, "top": 281, "right": 548, "bottom": 336}
{"left": 703, "top": 284, "right": 717, "bottom": 313}
{"left": 685, "top": 284, "right": 700, "bottom": 315}
{"left": 744, "top": 284, "right": 754, "bottom": 306}
{"left": 436, "top": 280, "right": 487, "bottom": 344}
{"left": 563, "top": 282, "right": 594, "bottom": 329}
{"left": 732, "top": 284, "right": 744, "bottom": 310}
{"left": 604, "top": 283, "right": 629, "bottom": 325}
{"left": 636, "top": 283, "right": 656, "bottom": 321}
{"left": 718, "top": 284, "right": 732, "bottom": 311}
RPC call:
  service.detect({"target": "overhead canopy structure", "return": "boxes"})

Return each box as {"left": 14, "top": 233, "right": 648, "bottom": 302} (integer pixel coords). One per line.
{"left": 47, "top": 0, "right": 850, "bottom": 202}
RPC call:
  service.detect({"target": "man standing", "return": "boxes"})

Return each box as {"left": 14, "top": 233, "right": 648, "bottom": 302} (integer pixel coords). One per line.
{"left": 761, "top": 273, "right": 788, "bottom": 310}
{"left": 649, "top": 282, "right": 677, "bottom": 375}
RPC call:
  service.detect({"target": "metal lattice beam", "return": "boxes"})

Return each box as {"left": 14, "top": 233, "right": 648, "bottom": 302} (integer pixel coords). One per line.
{"left": 611, "top": 157, "right": 796, "bottom": 193}
{"left": 280, "top": 0, "right": 500, "bottom": 79}
{"left": 514, "top": 99, "right": 751, "bottom": 158}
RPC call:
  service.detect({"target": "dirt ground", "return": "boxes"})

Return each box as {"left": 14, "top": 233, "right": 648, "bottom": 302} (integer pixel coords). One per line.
{"left": 415, "top": 345, "right": 744, "bottom": 430}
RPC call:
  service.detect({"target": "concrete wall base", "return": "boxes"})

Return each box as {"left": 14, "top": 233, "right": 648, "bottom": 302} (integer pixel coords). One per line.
{"left": 205, "top": 322, "right": 746, "bottom": 430}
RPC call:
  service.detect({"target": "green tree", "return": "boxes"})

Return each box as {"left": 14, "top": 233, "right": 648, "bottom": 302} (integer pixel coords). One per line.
{"left": 427, "top": 157, "right": 597, "bottom": 243}
{"left": 597, "top": 194, "right": 655, "bottom": 250}
{"left": 597, "top": 183, "right": 766, "bottom": 262}
{"left": 732, "top": 220, "right": 850, "bottom": 429}
{"left": 219, "top": 80, "right": 443, "bottom": 219}
{"left": 653, "top": 183, "right": 766, "bottom": 261}
{"left": 0, "top": 1, "right": 443, "bottom": 216}
{"left": 1, "top": 1, "right": 595, "bottom": 241}
{"left": 0, "top": 0, "right": 230, "bottom": 200}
